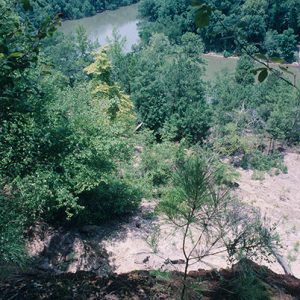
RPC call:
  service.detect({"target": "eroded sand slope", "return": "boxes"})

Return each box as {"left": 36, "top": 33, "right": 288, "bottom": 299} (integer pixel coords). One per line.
{"left": 104, "top": 152, "right": 300, "bottom": 278}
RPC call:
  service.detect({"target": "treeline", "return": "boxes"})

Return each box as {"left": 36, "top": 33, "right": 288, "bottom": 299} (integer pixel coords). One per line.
{"left": 19, "top": 0, "right": 139, "bottom": 22}
{"left": 139, "top": 0, "right": 300, "bottom": 62}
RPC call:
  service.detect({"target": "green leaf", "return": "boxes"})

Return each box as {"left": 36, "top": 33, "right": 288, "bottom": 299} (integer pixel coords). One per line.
{"left": 269, "top": 57, "right": 285, "bottom": 64}
{"left": 191, "top": 0, "right": 204, "bottom": 7}
{"left": 252, "top": 67, "right": 267, "bottom": 75}
{"left": 8, "top": 52, "right": 24, "bottom": 59}
{"left": 258, "top": 69, "right": 268, "bottom": 82}
{"left": 192, "top": 1, "right": 213, "bottom": 29}
{"left": 20, "top": 0, "right": 32, "bottom": 11}
{"left": 255, "top": 53, "right": 268, "bottom": 61}
{"left": 195, "top": 6, "right": 213, "bottom": 28}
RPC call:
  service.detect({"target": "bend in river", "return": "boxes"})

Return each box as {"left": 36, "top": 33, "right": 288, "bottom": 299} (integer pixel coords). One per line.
{"left": 60, "top": 3, "right": 140, "bottom": 52}
{"left": 60, "top": 3, "right": 300, "bottom": 84}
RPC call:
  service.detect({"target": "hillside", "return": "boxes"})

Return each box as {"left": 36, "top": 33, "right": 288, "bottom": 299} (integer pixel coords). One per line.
{"left": 1, "top": 260, "right": 300, "bottom": 299}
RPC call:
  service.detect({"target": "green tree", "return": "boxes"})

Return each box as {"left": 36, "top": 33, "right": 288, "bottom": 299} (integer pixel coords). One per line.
{"left": 132, "top": 33, "right": 211, "bottom": 143}
{"left": 278, "top": 28, "right": 297, "bottom": 62}
{"left": 139, "top": 0, "right": 300, "bottom": 59}
{"left": 41, "top": 27, "right": 98, "bottom": 83}
{"left": 235, "top": 55, "right": 255, "bottom": 85}
{"left": 158, "top": 153, "right": 278, "bottom": 299}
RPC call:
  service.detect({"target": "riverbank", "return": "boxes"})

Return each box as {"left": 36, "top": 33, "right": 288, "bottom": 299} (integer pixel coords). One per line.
{"left": 204, "top": 52, "right": 300, "bottom": 85}
{"left": 204, "top": 52, "right": 300, "bottom": 67}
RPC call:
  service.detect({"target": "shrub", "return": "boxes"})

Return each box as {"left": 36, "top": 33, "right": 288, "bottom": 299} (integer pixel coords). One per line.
{"left": 223, "top": 50, "right": 232, "bottom": 58}
{"left": 73, "top": 178, "right": 142, "bottom": 225}
{"left": 0, "top": 193, "right": 27, "bottom": 265}
{"left": 240, "top": 150, "right": 286, "bottom": 172}
{"left": 158, "top": 153, "right": 277, "bottom": 300}
{"left": 139, "top": 134, "right": 185, "bottom": 194}
{"left": 224, "top": 260, "right": 270, "bottom": 300}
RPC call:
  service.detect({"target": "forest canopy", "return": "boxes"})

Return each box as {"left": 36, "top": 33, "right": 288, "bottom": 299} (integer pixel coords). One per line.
{"left": 139, "top": 0, "right": 300, "bottom": 62}
{"left": 17, "top": 0, "right": 139, "bottom": 22}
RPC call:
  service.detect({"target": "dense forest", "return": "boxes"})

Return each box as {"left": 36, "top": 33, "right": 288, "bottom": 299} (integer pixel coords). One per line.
{"left": 1, "top": 0, "right": 300, "bottom": 299}
{"left": 18, "top": 0, "right": 139, "bottom": 21}
{"left": 139, "top": 0, "right": 300, "bottom": 62}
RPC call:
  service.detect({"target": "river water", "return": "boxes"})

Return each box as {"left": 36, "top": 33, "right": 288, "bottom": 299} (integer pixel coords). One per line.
{"left": 60, "top": 3, "right": 140, "bottom": 52}
{"left": 60, "top": 3, "right": 300, "bottom": 83}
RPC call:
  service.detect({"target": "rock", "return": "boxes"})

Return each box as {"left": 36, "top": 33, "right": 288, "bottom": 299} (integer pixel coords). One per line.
{"left": 134, "top": 256, "right": 150, "bottom": 265}
{"left": 164, "top": 258, "right": 185, "bottom": 265}
{"left": 142, "top": 256, "right": 150, "bottom": 264}
{"left": 170, "top": 259, "right": 185, "bottom": 265}
{"left": 133, "top": 216, "right": 142, "bottom": 228}
{"left": 135, "top": 221, "right": 141, "bottom": 228}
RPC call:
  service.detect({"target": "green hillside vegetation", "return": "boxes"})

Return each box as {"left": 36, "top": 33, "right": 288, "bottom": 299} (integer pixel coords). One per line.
{"left": 0, "top": 1, "right": 300, "bottom": 298}
{"left": 139, "top": 0, "right": 300, "bottom": 62}
{"left": 17, "top": 0, "right": 139, "bottom": 23}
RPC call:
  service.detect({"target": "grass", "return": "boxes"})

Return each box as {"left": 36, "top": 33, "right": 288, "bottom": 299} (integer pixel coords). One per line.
{"left": 149, "top": 270, "right": 172, "bottom": 281}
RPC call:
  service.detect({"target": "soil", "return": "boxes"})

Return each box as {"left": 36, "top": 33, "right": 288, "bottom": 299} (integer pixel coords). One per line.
{"left": 237, "top": 151, "right": 300, "bottom": 278}
{"left": 1, "top": 260, "right": 300, "bottom": 299}
{"left": 99, "top": 152, "right": 300, "bottom": 278}
{"left": 24, "top": 152, "right": 300, "bottom": 280}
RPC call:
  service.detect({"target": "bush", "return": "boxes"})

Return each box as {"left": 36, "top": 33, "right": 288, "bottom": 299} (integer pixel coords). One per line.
{"left": 224, "top": 260, "right": 270, "bottom": 300}
{"left": 73, "top": 178, "right": 142, "bottom": 225}
{"left": 0, "top": 193, "right": 27, "bottom": 265}
{"left": 139, "top": 133, "right": 185, "bottom": 194}
{"left": 223, "top": 50, "right": 232, "bottom": 58}
{"left": 240, "top": 150, "right": 286, "bottom": 172}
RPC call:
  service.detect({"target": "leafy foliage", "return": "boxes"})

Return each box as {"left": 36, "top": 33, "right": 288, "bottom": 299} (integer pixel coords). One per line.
{"left": 40, "top": 26, "right": 98, "bottom": 83}
{"left": 224, "top": 260, "right": 270, "bottom": 300}
{"left": 240, "top": 151, "right": 287, "bottom": 173}
{"left": 158, "top": 152, "right": 278, "bottom": 299}
{"left": 18, "top": 0, "right": 139, "bottom": 24}
{"left": 131, "top": 33, "right": 211, "bottom": 143}
{"left": 73, "top": 178, "right": 142, "bottom": 225}
{"left": 0, "top": 1, "right": 140, "bottom": 264}
{"left": 210, "top": 56, "right": 299, "bottom": 170}
{"left": 139, "top": 0, "right": 300, "bottom": 62}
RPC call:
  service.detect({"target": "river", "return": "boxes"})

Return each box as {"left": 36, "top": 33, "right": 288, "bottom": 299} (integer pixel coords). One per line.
{"left": 60, "top": 3, "right": 300, "bottom": 84}
{"left": 60, "top": 3, "right": 140, "bottom": 52}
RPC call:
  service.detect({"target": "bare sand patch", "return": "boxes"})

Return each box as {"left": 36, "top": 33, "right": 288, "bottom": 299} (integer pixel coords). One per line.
{"left": 237, "top": 152, "right": 300, "bottom": 278}
{"left": 103, "top": 152, "right": 300, "bottom": 278}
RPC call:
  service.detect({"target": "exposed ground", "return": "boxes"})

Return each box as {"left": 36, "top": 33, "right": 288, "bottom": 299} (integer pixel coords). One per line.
{"left": 99, "top": 151, "right": 300, "bottom": 278}
{"left": 24, "top": 151, "right": 300, "bottom": 280}
{"left": 237, "top": 151, "right": 300, "bottom": 277}
{"left": 1, "top": 260, "right": 300, "bottom": 299}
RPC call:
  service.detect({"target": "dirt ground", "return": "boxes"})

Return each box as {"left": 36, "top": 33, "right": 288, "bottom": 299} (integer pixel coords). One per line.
{"left": 26, "top": 152, "right": 300, "bottom": 279}
{"left": 237, "top": 152, "right": 300, "bottom": 278}
{"left": 102, "top": 151, "right": 300, "bottom": 278}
